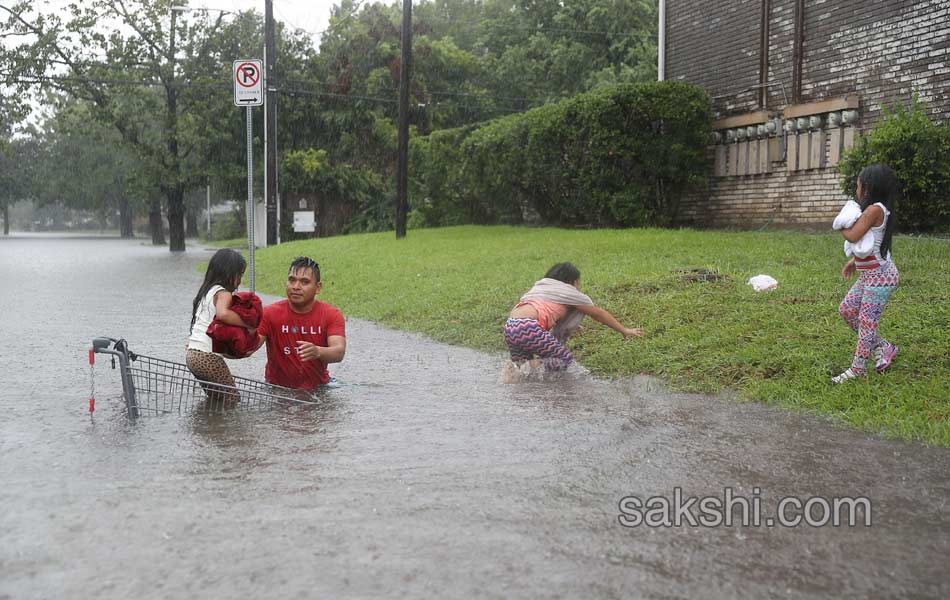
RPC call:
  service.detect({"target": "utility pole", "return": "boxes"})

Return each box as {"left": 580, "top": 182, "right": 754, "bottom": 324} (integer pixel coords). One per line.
{"left": 206, "top": 181, "right": 211, "bottom": 237}
{"left": 165, "top": 5, "right": 182, "bottom": 250}
{"left": 395, "top": 0, "right": 412, "bottom": 239}
{"left": 264, "top": 0, "right": 278, "bottom": 245}
{"left": 168, "top": 7, "right": 177, "bottom": 73}
{"left": 657, "top": 0, "right": 665, "bottom": 81}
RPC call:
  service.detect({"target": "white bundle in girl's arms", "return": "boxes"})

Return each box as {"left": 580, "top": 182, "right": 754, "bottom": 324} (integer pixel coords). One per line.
{"left": 833, "top": 199, "right": 874, "bottom": 257}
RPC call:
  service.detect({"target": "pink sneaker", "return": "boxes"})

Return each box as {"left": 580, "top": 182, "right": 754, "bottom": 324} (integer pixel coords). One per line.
{"left": 875, "top": 344, "right": 898, "bottom": 373}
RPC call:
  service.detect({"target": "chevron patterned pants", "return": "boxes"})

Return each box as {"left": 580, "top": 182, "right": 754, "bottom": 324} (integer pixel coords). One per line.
{"left": 504, "top": 317, "right": 573, "bottom": 371}
{"left": 838, "top": 261, "right": 899, "bottom": 374}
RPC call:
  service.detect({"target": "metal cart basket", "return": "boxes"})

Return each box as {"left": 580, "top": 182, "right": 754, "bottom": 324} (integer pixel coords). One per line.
{"left": 91, "top": 337, "right": 313, "bottom": 417}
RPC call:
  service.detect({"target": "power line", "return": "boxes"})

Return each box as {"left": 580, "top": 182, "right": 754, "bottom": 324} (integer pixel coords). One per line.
{"left": 279, "top": 78, "right": 550, "bottom": 108}
{"left": 7, "top": 70, "right": 558, "bottom": 109}
{"left": 4, "top": 74, "right": 227, "bottom": 90}
{"left": 427, "top": 89, "right": 541, "bottom": 104}
{"left": 315, "top": 0, "right": 367, "bottom": 38}
{"left": 5, "top": 74, "right": 541, "bottom": 114}
{"left": 279, "top": 85, "right": 395, "bottom": 105}
{"left": 279, "top": 85, "right": 531, "bottom": 114}
{"left": 422, "top": 101, "right": 526, "bottom": 114}
{"left": 475, "top": 23, "right": 645, "bottom": 38}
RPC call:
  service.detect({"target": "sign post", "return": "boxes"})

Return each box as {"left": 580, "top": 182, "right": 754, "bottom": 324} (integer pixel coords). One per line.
{"left": 233, "top": 60, "right": 264, "bottom": 292}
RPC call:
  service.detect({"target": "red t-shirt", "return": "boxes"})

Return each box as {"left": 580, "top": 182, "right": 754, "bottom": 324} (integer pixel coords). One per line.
{"left": 258, "top": 299, "right": 346, "bottom": 389}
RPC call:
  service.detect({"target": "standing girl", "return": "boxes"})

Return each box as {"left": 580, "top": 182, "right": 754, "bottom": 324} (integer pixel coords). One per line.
{"left": 504, "top": 262, "right": 643, "bottom": 372}
{"left": 833, "top": 164, "right": 900, "bottom": 383}
{"left": 186, "top": 248, "right": 253, "bottom": 401}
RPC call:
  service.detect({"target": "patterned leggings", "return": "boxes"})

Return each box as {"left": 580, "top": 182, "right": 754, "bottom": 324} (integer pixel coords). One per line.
{"left": 503, "top": 318, "right": 573, "bottom": 371}
{"left": 186, "top": 349, "right": 239, "bottom": 404}
{"left": 838, "top": 261, "right": 899, "bottom": 374}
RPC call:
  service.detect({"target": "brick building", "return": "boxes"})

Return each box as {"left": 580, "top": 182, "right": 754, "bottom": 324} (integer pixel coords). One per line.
{"left": 663, "top": 0, "right": 949, "bottom": 228}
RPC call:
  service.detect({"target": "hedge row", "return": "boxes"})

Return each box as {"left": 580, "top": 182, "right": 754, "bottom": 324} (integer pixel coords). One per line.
{"left": 838, "top": 96, "right": 950, "bottom": 233}
{"left": 409, "top": 81, "right": 712, "bottom": 228}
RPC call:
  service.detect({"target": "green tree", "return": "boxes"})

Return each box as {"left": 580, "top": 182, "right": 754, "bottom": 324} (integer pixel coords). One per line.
{"left": 305, "top": 0, "right": 658, "bottom": 174}
{"left": 30, "top": 96, "right": 150, "bottom": 237}
{"left": 476, "top": 0, "right": 657, "bottom": 102}
{"left": 0, "top": 134, "right": 39, "bottom": 234}
{"left": 3, "top": 0, "right": 661, "bottom": 239}
{"left": 0, "top": 0, "right": 268, "bottom": 250}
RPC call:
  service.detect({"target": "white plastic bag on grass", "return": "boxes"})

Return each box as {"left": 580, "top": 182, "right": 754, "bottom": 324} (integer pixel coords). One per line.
{"left": 747, "top": 274, "right": 778, "bottom": 292}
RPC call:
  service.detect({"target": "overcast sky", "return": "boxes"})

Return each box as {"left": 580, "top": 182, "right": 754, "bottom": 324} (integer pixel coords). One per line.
{"left": 20, "top": 0, "right": 340, "bottom": 47}
{"left": 176, "top": 0, "right": 338, "bottom": 46}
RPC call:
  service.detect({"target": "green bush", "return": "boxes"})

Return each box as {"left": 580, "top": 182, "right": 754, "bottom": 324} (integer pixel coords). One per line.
{"left": 408, "top": 124, "right": 482, "bottom": 227}
{"left": 282, "top": 148, "right": 391, "bottom": 238}
{"left": 209, "top": 205, "right": 245, "bottom": 241}
{"left": 410, "top": 81, "right": 711, "bottom": 227}
{"left": 838, "top": 96, "right": 950, "bottom": 233}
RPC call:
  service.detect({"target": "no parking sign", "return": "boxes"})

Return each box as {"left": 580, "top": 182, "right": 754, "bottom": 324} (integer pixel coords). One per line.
{"left": 233, "top": 59, "right": 264, "bottom": 291}
{"left": 233, "top": 60, "right": 263, "bottom": 107}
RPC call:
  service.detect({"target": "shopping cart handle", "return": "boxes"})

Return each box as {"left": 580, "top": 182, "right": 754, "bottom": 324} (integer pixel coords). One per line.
{"left": 92, "top": 337, "right": 118, "bottom": 351}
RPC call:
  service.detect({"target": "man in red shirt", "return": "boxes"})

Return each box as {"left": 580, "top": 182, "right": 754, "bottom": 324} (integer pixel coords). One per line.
{"left": 254, "top": 256, "right": 346, "bottom": 389}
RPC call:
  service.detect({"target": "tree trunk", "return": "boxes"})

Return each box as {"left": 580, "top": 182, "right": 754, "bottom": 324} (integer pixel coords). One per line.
{"left": 2, "top": 201, "right": 8, "bottom": 235}
{"left": 185, "top": 199, "right": 198, "bottom": 239}
{"left": 394, "top": 0, "right": 412, "bottom": 238}
{"left": 166, "top": 185, "right": 185, "bottom": 251}
{"left": 118, "top": 196, "right": 133, "bottom": 238}
{"left": 149, "top": 197, "right": 165, "bottom": 245}
{"left": 164, "top": 11, "right": 186, "bottom": 252}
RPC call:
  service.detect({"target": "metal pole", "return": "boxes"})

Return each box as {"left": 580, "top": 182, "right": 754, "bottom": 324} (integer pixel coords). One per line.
{"left": 759, "top": 0, "right": 771, "bottom": 108}
{"left": 166, "top": 7, "right": 183, "bottom": 252}
{"left": 276, "top": 99, "right": 280, "bottom": 245}
{"left": 206, "top": 182, "right": 211, "bottom": 237}
{"left": 395, "top": 0, "right": 412, "bottom": 239}
{"left": 246, "top": 105, "right": 255, "bottom": 292}
{"left": 658, "top": 0, "right": 665, "bottom": 81}
{"left": 264, "top": 0, "right": 278, "bottom": 246}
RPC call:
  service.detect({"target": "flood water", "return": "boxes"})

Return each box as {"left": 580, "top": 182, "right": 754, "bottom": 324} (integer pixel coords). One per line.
{"left": 1, "top": 234, "right": 948, "bottom": 599}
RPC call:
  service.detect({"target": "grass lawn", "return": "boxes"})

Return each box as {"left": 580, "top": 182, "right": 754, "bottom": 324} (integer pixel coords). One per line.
{"left": 214, "top": 226, "right": 950, "bottom": 446}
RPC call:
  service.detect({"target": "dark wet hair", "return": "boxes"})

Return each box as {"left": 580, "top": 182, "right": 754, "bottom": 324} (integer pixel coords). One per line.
{"left": 545, "top": 262, "right": 581, "bottom": 284}
{"left": 191, "top": 248, "right": 246, "bottom": 329}
{"left": 289, "top": 256, "right": 320, "bottom": 282}
{"left": 857, "top": 163, "right": 897, "bottom": 258}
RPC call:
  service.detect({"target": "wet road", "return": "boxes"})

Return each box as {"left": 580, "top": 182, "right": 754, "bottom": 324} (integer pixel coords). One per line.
{"left": 1, "top": 234, "right": 948, "bottom": 599}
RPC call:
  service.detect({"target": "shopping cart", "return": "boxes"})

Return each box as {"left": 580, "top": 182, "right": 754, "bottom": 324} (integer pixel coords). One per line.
{"left": 90, "top": 337, "right": 314, "bottom": 418}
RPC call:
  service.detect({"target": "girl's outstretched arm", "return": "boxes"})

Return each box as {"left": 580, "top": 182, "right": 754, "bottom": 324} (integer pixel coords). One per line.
{"left": 213, "top": 290, "right": 252, "bottom": 329}
{"left": 576, "top": 305, "right": 644, "bottom": 338}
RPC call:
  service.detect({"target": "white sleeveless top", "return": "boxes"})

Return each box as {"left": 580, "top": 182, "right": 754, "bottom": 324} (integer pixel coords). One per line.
{"left": 853, "top": 202, "right": 892, "bottom": 270}
{"left": 187, "top": 284, "right": 224, "bottom": 352}
{"left": 868, "top": 202, "right": 891, "bottom": 262}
